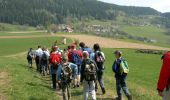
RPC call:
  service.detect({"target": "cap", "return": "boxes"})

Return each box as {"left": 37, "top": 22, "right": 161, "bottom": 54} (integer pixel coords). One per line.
{"left": 114, "top": 50, "right": 122, "bottom": 55}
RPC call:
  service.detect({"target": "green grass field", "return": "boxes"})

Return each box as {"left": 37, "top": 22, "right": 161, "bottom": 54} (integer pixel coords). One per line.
{"left": 0, "top": 31, "right": 163, "bottom": 100}
{"left": 120, "top": 25, "right": 170, "bottom": 47}
{"left": 0, "top": 23, "right": 36, "bottom": 31}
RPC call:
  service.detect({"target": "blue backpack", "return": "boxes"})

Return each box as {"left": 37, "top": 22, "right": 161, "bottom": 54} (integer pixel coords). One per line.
{"left": 71, "top": 51, "right": 82, "bottom": 66}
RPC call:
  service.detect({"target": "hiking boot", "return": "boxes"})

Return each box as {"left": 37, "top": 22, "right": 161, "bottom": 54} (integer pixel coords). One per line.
{"left": 127, "top": 95, "right": 132, "bottom": 100}
{"left": 114, "top": 96, "right": 122, "bottom": 100}
{"left": 101, "top": 88, "right": 106, "bottom": 94}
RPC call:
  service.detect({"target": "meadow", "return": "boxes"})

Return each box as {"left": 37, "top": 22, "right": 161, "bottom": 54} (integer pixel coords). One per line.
{"left": 0, "top": 30, "right": 163, "bottom": 100}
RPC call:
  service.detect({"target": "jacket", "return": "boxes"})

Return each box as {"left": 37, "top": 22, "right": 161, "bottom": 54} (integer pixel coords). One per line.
{"left": 157, "top": 52, "right": 170, "bottom": 92}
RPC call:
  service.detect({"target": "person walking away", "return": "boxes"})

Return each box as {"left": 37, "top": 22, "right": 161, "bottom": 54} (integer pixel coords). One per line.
{"left": 81, "top": 51, "right": 98, "bottom": 100}
{"left": 35, "top": 46, "right": 43, "bottom": 72}
{"left": 61, "top": 57, "right": 78, "bottom": 88}
{"left": 49, "top": 46, "right": 62, "bottom": 90}
{"left": 41, "top": 47, "right": 50, "bottom": 76}
{"left": 63, "top": 37, "right": 67, "bottom": 45}
{"left": 112, "top": 50, "right": 132, "bottom": 100}
{"left": 27, "top": 48, "right": 34, "bottom": 68}
{"left": 157, "top": 51, "right": 170, "bottom": 100}
{"left": 93, "top": 43, "right": 106, "bottom": 94}
{"left": 57, "top": 57, "right": 78, "bottom": 100}
{"left": 79, "top": 42, "right": 93, "bottom": 55}
{"left": 68, "top": 44, "right": 82, "bottom": 87}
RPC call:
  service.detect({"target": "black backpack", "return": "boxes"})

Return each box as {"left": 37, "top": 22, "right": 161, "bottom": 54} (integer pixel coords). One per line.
{"left": 27, "top": 51, "right": 32, "bottom": 60}
{"left": 41, "top": 52, "right": 48, "bottom": 61}
{"left": 84, "top": 59, "right": 97, "bottom": 81}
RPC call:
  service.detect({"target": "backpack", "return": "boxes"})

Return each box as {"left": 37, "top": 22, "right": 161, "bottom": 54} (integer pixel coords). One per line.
{"left": 120, "top": 59, "right": 129, "bottom": 74}
{"left": 95, "top": 51, "right": 105, "bottom": 70}
{"left": 41, "top": 52, "right": 48, "bottom": 61}
{"left": 84, "top": 59, "right": 97, "bottom": 81}
{"left": 112, "top": 58, "right": 129, "bottom": 74}
{"left": 71, "top": 51, "right": 82, "bottom": 66}
{"left": 27, "top": 51, "right": 32, "bottom": 60}
{"left": 61, "top": 64, "right": 73, "bottom": 83}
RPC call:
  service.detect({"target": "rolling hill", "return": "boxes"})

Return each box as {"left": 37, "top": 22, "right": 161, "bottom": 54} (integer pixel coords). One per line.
{"left": 0, "top": 0, "right": 161, "bottom": 26}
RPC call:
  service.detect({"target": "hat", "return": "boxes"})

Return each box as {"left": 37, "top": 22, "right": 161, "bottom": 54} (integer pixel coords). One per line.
{"left": 114, "top": 50, "right": 122, "bottom": 55}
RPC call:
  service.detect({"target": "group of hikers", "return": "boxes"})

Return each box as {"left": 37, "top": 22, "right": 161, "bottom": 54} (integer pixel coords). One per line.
{"left": 26, "top": 41, "right": 132, "bottom": 100}
{"left": 26, "top": 38, "right": 170, "bottom": 100}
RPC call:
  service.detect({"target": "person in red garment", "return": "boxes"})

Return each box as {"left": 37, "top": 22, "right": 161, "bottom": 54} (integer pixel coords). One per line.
{"left": 50, "top": 46, "right": 62, "bottom": 90}
{"left": 157, "top": 51, "right": 170, "bottom": 100}
{"left": 68, "top": 44, "right": 83, "bottom": 87}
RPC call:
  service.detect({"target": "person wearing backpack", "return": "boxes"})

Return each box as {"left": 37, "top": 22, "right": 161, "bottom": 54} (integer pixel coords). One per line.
{"left": 41, "top": 47, "right": 50, "bottom": 76}
{"left": 81, "top": 51, "right": 98, "bottom": 100}
{"left": 79, "top": 42, "right": 93, "bottom": 55}
{"left": 112, "top": 50, "right": 132, "bottom": 100}
{"left": 27, "top": 48, "right": 34, "bottom": 68}
{"left": 57, "top": 57, "right": 78, "bottom": 100}
{"left": 93, "top": 43, "right": 106, "bottom": 94}
{"left": 157, "top": 52, "right": 170, "bottom": 100}
{"left": 68, "top": 44, "right": 82, "bottom": 87}
{"left": 60, "top": 56, "right": 78, "bottom": 88}
{"left": 49, "top": 46, "right": 62, "bottom": 90}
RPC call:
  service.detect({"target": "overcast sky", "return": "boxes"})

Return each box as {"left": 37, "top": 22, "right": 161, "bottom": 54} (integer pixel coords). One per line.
{"left": 99, "top": 0, "right": 170, "bottom": 13}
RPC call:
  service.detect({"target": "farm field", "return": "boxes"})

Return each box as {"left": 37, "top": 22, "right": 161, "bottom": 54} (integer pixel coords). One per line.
{"left": 0, "top": 31, "right": 164, "bottom": 100}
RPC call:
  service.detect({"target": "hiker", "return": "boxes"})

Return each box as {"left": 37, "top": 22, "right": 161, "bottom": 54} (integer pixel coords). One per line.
{"left": 49, "top": 46, "right": 62, "bottom": 90}
{"left": 35, "top": 46, "right": 43, "bottom": 72}
{"left": 41, "top": 47, "right": 50, "bottom": 75}
{"left": 112, "top": 50, "right": 132, "bottom": 100}
{"left": 57, "top": 58, "right": 78, "bottom": 100}
{"left": 81, "top": 51, "right": 98, "bottom": 100}
{"left": 63, "top": 57, "right": 78, "bottom": 88}
{"left": 157, "top": 51, "right": 170, "bottom": 100}
{"left": 27, "top": 48, "right": 34, "bottom": 68}
{"left": 62, "top": 37, "right": 67, "bottom": 45}
{"left": 68, "top": 44, "right": 82, "bottom": 87}
{"left": 93, "top": 43, "right": 106, "bottom": 94}
{"left": 79, "top": 42, "right": 93, "bottom": 55}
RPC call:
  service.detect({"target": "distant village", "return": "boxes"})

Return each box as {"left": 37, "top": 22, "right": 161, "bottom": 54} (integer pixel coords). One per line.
{"left": 36, "top": 19, "right": 159, "bottom": 44}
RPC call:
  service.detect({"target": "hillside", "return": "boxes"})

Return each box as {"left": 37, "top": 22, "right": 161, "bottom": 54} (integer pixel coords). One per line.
{"left": 0, "top": 0, "right": 159, "bottom": 26}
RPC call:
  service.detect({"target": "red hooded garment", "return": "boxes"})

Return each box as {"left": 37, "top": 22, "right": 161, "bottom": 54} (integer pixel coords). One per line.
{"left": 157, "top": 51, "right": 170, "bottom": 92}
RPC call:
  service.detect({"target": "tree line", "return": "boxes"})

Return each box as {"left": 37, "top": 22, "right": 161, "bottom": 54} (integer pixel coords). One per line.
{"left": 0, "top": 0, "right": 164, "bottom": 26}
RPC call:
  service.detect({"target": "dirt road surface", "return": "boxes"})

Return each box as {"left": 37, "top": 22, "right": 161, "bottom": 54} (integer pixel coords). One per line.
{"left": 60, "top": 34, "right": 170, "bottom": 50}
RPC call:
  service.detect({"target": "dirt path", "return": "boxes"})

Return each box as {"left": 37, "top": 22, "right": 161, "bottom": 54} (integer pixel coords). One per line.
{"left": 60, "top": 34, "right": 170, "bottom": 50}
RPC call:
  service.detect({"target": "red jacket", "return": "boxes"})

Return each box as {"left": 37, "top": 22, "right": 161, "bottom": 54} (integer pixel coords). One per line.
{"left": 68, "top": 50, "right": 82, "bottom": 62}
{"left": 50, "top": 52, "right": 62, "bottom": 64}
{"left": 157, "top": 51, "right": 170, "bottom": 92}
